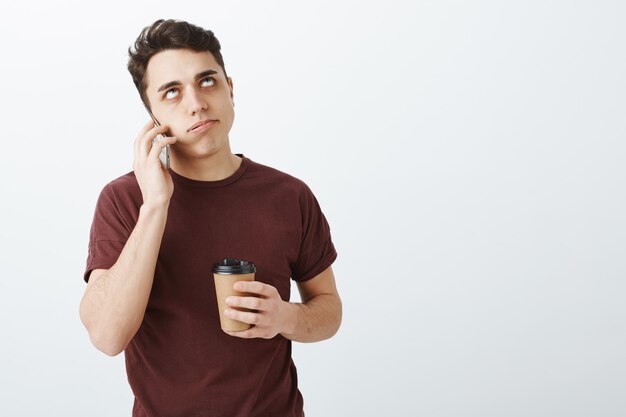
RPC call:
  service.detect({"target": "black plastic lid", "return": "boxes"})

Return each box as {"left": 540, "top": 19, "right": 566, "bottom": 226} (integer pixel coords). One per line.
{"left": 212, "top": 258, "right": 256, "bottom": 274}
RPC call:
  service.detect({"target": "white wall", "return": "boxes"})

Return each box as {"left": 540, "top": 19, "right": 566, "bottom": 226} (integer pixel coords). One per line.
{"left": 0, "top": 0, "right": 624, "bottom": 415}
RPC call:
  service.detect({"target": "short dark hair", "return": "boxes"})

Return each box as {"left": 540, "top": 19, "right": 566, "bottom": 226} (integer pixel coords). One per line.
{"left": 127, "top": 19, "right": 228, "bottom": 108}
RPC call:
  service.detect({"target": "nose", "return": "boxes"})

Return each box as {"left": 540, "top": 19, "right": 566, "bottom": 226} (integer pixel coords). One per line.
{"left": 186, "top": 87, "right": 208, "bottom": 115}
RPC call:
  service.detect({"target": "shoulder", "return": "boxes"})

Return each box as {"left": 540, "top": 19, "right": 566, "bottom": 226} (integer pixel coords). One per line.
{"left": 99, "top": 171, "right": 139, "bottom": 196}
{"left": 245, "top": 157, "right": 312, "bottom": 197}
{"left": 96, "top": 171, "right": 141, "bottom": 209}
{"left": 106, "top": 171, "right": 139, "bottom": 190}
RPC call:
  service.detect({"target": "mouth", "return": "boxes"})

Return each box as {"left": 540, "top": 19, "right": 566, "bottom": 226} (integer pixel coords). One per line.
{"left": 188, "top": 119, "right": 217, "bottom": 133}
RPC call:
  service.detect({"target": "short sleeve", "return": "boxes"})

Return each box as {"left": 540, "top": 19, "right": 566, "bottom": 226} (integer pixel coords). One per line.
{"left": 291, "top": 183, "right": 338, "bottom": 282}
{"left": 83, "top": 183, "right": 134, "bottom": 283}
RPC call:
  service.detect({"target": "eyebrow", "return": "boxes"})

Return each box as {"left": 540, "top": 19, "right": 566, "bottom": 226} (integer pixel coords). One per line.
{"left": 157, "top": 69, "right": 218, "bottom": 93}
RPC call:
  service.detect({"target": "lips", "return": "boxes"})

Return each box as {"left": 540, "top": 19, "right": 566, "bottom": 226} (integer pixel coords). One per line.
{"left": 188, "top": 119, "right": 217, "bottom": 133}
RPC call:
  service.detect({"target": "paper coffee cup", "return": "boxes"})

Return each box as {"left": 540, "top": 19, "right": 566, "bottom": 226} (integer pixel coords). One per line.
{"left": 212, "top": 258, "right": 257, "bottom": 332}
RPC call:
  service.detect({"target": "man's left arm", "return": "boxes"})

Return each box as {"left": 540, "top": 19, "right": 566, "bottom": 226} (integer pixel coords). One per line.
{"left": 224, "top": 266, "right": 342, "bottom": 342}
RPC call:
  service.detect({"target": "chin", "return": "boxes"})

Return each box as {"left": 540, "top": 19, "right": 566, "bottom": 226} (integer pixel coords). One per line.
{"left": 191, "top": 142, "right": 223, "bottom": 158}
{"left": 179, "top": 130, "right": 227, "bottom": 153}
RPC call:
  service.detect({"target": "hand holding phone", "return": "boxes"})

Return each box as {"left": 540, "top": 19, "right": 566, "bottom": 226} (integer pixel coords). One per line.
{"left": 132, "top": 120, "right": 177, "bottom": 208}
{"left": 143, "top": 105, "right": 171, "bottom": 170}
{"left": 152, "top": 131, "right": 171, "bottom": 170}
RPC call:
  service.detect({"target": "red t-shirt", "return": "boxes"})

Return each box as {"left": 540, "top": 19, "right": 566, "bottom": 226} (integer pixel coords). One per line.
{"left": 84, "top": 154, "right": 337, "bottom": 417}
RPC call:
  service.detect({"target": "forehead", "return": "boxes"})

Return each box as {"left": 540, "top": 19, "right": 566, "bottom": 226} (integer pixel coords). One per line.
{"left": 145, "top": 49, "right": 221, "bottom": 91}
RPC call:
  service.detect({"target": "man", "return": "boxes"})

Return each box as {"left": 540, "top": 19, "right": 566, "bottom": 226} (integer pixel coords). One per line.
{"left": 79, "top": 19, "right": 341, "bottom": 417}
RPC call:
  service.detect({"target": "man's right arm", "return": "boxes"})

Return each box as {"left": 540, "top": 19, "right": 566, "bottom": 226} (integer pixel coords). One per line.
{"left": 79, "top": 120, "right": 177, "bottom": 357}
{"left": 79, "top": 202, "right": 168, "bottom": 356}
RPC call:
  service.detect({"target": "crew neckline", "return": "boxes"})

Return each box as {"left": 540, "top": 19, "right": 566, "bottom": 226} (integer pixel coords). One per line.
{"left": 169, "top": 154, "right": 249, "bottom": 188}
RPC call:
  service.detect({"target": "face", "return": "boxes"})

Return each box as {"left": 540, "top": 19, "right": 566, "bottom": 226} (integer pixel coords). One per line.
{"left": 144, "top": 48, "right": 235, "bottom": 158}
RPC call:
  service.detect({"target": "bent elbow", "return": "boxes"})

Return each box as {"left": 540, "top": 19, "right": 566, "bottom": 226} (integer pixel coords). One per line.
{"left": 79, "top": 298, "right": 127, "bottom": 356}
{"left": 90, "top": 331, "right": 126, "bottom": 357}
{"left": 325, "top": 297, "right": 343, "bottom": 340}
{"left": 83, "top": 317, "right": 127, "bottom": 357}
{"left": 330, "top": 315, "right": 342, "bottom": 339}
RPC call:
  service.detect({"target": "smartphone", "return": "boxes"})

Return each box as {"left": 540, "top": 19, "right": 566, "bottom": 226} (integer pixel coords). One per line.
{"left": 143, "top": 104, "right": 171, "bottom": 170}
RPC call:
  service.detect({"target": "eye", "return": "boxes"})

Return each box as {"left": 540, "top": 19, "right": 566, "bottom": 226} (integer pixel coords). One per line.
{"left": 201, "top": 77, "right": 215, "bottom": 87}
{"left": 164, "top": 88, "right": 179, "bottom": 100}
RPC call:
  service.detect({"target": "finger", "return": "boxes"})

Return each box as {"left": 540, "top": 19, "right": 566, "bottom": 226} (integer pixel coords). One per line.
{"left": 226, "top": 296, "right": 265, "bottom": 311}
{"left": 148, "top": 135, "right": 177, "bottom": 162}
{"left": 140, "top": 119, "right": 155, "bottom": 135}
{"left": 224, "top": 328, "right": 256, "bottom": 339}
{"left": 233, "top": 281, "right": 273, "bottom": 297}
{"left": 141, "top": 125, "right": 170, "bottom": 159}
{"left": 224, "top": 308, "right": 262, "bottom": 325}
{"left": 134, "top": 120, "right": 158, "bottom": 160}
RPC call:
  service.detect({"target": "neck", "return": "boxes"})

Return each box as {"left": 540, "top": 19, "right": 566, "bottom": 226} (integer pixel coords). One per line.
{"left": 170, "top": 147, "right": 242, "bottom": 181}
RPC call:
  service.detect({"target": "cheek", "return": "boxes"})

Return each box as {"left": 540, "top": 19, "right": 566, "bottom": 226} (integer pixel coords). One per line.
{"left": 171, "top": 118, "right": 191, "bottom": 137}
{"left": 222, "top": 107, "right": 235, "bottom": 132}
{"left": 170, "top": 122, "right": 191, "bottom": 139}
{"left": 221, "top": 102, "right": 235, "bottom": 123}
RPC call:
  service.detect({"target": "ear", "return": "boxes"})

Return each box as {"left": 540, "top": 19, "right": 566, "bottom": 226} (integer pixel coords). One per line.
{"left": 228, "top": 77, "right": 234, "bottom": 103}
